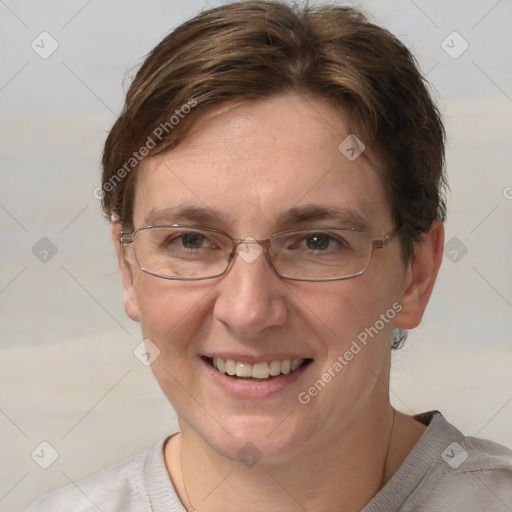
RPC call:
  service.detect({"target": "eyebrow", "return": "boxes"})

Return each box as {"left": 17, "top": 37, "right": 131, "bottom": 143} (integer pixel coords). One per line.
{"left": 144, "top": 203, "right": 371, "bottom": 232}
{"left": 144, "top": 204, "right": 224, "bottom": 226}
{"left": 274, "top": 205, "right": 371, "bottom": 232}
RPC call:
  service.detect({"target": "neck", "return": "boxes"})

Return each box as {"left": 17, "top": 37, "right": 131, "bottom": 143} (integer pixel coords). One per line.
{"left": 164, "top": 405, "right": 424, "bottom": 512}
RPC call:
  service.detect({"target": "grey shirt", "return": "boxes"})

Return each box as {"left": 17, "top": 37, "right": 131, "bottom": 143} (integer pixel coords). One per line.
{"left": 22, "top": 411, "right": 512, "bottom": 511}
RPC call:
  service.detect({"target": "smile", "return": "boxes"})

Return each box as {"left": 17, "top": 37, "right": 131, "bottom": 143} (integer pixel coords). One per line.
{"left": 200, "top": 355, "right": 313, "bottom": 398}
{"left": 209, "top": 356, "right": 309, "bottom": 379}
{"left": 202, "top": 354, "right": 312, "bottom": 380}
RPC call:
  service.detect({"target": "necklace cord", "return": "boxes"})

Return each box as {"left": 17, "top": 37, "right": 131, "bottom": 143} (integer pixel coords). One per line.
{"left": 180, "top": 435, "right": 195, "bottom": 511}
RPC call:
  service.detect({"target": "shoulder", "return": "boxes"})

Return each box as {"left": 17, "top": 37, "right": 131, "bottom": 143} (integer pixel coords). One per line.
{"left": 429, "top": 428, "right": 512, "bottom": 510}
{"left": 420, "top": 410, "right": 512, "bottom": 476}
{"left": 365, "top": 411, "right": 512, "bottom": 512}
{"left": 21, "top": 440, "right": 165, "bottom": 512}
{"left": 408, "top": 411, "right": 512, "bottom": 511}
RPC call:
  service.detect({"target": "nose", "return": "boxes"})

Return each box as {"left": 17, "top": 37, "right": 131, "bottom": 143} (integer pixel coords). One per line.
{"left": 213, "top": 239, "right": 288, "bottom": 338}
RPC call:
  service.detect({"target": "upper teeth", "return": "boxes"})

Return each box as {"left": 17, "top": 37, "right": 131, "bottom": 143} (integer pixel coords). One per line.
{"left": 212, "top": 357, "right": 305, "bottom": 379}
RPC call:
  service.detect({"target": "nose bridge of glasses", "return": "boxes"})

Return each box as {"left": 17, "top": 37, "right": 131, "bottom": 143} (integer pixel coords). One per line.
{"left": 232, "top": 236, "right": 271, "bottom": 248}
{"left": 231, "top": 237, "right": 272, "bottom": 266}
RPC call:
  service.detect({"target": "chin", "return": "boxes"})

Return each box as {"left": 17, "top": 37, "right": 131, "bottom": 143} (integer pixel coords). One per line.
{"left": 195, "top": 413, "right": 313, "bottom": 466}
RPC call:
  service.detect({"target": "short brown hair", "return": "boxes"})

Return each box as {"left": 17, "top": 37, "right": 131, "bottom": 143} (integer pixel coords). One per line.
{"left": 102, "top": 0, "right": 446, "bottom": 262}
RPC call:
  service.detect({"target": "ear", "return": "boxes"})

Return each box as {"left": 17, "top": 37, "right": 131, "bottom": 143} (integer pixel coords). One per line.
{"left": 394, "top": 220, "right": 444, "bottom": 329}
{"left": 111, "top": 222, "right": 141, "bottom": 323}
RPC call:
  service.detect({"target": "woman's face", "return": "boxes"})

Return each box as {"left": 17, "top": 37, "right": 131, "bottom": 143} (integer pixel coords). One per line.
{"left": 117, "top": 93, "right": 412, "bottom": 463}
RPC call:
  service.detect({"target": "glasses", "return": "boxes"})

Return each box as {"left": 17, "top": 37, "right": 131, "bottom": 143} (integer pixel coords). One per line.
{"left": 120, "top": 224, "right": 401, "bottom": 282}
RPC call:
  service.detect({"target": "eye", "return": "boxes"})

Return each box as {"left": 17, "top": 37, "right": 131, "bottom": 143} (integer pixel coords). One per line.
{"left": 179, "top": 232, "right": 206, "bottom": 249}
{"left": 305, "top": 233, "right": 332, "bottom": 250}
{"left": 277, "top": 230, "right": 350, "bottom": 253}
{"left": 162, "top": 230, "right": 231, "bottom": 253}
{"left": 302, "top": 232, "right": 349, "bottom": 252}
{"left": 162, "top": 231, "right": 211, "bottom": 251}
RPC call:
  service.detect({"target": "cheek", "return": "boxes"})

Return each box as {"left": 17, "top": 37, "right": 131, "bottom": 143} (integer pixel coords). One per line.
{"left": 132, "top": 278, "right": 222, "bottom": 426}
{"left": 134, "top": 276, "right": 212, "bottom": 357}
{"left": 297, "top": 272, "right": 401, "bottom": 356}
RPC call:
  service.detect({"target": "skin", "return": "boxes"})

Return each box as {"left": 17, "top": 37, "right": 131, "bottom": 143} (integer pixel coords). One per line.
{"left": 113, "top": 92, "right": 444, "bottom": 511}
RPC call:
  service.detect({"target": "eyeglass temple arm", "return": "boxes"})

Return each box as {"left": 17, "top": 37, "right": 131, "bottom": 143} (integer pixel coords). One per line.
{"left": 120, "top": 233, "right": 134, "bottom": 244}
{"left": 372, "top": 228, "right": 402, "bottom": 249}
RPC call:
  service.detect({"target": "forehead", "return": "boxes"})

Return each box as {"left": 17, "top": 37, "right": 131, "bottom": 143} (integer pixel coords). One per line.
{"left": 132, "top": 93, "right": 393, "bottom": 235}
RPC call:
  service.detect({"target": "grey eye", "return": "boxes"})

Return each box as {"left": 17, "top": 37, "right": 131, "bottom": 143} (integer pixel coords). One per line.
{"left": 180, "top": 232, "right": 205, "bottom": 249}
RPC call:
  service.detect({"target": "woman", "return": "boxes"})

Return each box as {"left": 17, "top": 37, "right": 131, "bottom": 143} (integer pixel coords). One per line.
{"left": 24, "top": 1, "right": 512, "bottom": 510}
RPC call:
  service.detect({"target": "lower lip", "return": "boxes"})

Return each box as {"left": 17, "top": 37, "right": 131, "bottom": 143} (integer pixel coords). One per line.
{"left": 200, "top": 358, "right": 312, "bottom": 399}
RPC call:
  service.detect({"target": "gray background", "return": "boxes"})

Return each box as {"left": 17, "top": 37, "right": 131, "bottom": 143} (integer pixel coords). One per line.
{"left": 1, "top": 0, "right": 511, "bottom": 510}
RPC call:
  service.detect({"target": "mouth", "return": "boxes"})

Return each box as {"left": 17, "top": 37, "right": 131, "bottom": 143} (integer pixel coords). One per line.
{"left": 202, "top": 356, "right": 313, "bottom": 381}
